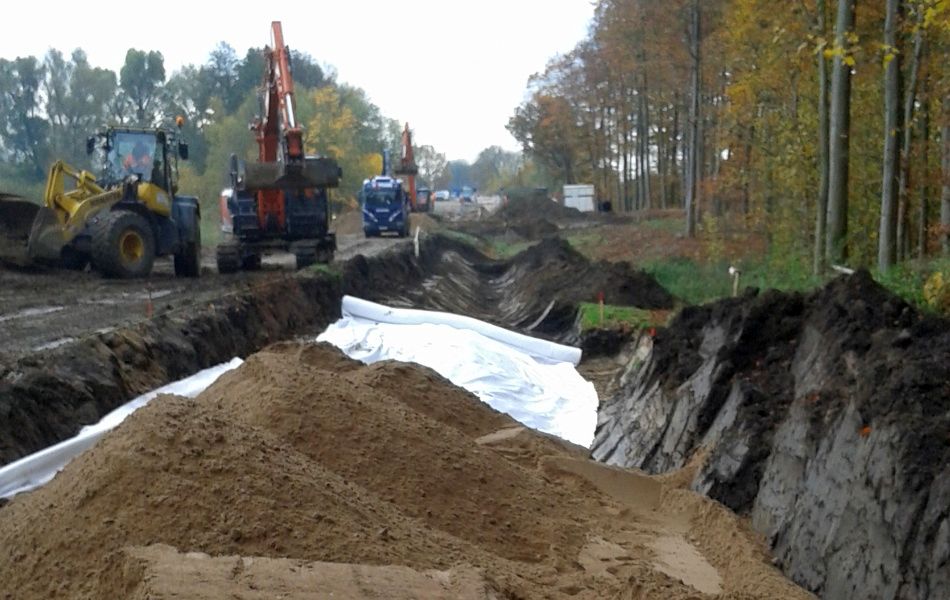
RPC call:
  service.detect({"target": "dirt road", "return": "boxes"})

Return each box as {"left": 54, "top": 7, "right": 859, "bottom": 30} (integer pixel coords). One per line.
{"left": 0, "top": 232, "right": 399, "bottom": 364}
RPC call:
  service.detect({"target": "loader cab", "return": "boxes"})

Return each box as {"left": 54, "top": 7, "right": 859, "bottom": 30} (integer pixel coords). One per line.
{"left": 89, "top": 128, "right": 184, "bottom": 193}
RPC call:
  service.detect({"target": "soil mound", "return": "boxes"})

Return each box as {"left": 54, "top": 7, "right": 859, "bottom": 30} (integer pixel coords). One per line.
{"left": 497, "top": 194, "right": 583, "bottom": 222}
{"left": 510, "top": 218, "right": 559, "bottom": 239}
{"left": 593, "top": 271, "right": 950, "bottom": 599}
{"left": 0, "top": 342, "right": 809, "bottom": 599}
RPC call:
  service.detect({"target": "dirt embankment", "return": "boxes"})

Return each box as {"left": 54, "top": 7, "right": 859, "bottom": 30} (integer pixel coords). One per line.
{"left": 592, "top": 271, "right": 950, "bottom": 599}
{"left": 0, "top": 273, "right": 341, "bottom": 467}
{"left": 343, "top": 234, "right": 673, "bottom": 343}
{"left": 0, "top": 342, "right": 810, "bottom": 599}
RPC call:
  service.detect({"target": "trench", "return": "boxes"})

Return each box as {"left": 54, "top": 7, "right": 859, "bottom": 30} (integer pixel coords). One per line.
{"left": 0, "top": 233, "right": 671, "bottom": 468}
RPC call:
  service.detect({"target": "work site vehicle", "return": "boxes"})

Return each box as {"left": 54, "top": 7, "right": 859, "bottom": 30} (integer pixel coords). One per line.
{"left": 22, "top": 123, "right": 199, "bottom": 278}
{"left": 360, "top": 175, "right": 410, "bottom": 238}
{"left": 394, "top": 123, "right": 429, "bottom": 213}
{"left": 415, "top": 187, "right": 433, "bottom": 213}
{"left": 217, "top": 21, "right": 340, "bottom": 273}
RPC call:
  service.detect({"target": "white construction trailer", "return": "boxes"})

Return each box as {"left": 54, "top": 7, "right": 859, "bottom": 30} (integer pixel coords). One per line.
{"left": 562, "top": 184, "right": 596, "bottom": 212}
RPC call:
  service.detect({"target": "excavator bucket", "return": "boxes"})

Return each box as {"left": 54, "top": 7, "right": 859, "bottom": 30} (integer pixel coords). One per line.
{"left": 0, "top": 196, "right": 42, "bottom": 267}
{"left": 242, "top": 158, "right": 341, "bottom": 191}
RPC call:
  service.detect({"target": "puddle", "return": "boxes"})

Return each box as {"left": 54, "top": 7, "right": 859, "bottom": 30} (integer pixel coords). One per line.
{"left": 34, "top": 337, "right": 77, "bottom": 351}
{"left": 0, "top": 306, "right": 65, "bottom": 323}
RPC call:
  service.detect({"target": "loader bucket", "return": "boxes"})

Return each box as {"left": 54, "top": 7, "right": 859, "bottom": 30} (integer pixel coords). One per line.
{"left": 0, "top": 197, "right": 41, "bottom": 266}
{"left": 26, "top": 206, "right": 66, "bottom": 262}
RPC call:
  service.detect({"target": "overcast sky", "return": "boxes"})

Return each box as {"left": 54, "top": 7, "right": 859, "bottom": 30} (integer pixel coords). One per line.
{"left": 0, "top": 1, "right": 594, "bottom": 162}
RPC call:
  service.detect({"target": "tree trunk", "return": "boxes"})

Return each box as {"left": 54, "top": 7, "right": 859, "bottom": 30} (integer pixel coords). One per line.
{"left": 743, "top": 126, "right": 754, "bottom": 215}
{"left": 878, "top": 0, "right": 901, "bottom": 272}
{"left": 685, "top": 0, "right": 701, "bottom": 237}
{"left": 897, "top": 8, "right": 925, "bottom": 260}
{"left": 917, "top": 85, "right": 930, "bottom": 258}
{"left": 814, "top": 0, "right": 830, "bottom": 275}
{"left": 642, "top": 76, "right": 652, "bottom": 210}
{"left": 621, "top": 98, "right": 631, "bottom": 212}
{"left": 826, "top": 0, "right": 855, "bottom": 266}
{"left": 942, "top": 96, "right": 950, "bottom": 255}
{"left": 659, "top": 103, "right": 669, "bottom": 209}
{"left": 671, "top": 97, "right": 680, "bottom": 205}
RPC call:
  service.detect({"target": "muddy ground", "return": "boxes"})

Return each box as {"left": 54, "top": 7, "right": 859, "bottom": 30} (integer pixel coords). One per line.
{"left": 0, "top": 342, "right": 810, "bottom": 599}
{"left": 0, "top": 218, "right": 404, "bottom": 364}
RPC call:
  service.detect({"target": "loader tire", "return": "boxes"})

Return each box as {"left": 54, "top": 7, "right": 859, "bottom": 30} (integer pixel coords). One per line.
{"left": 216, "top": 245, "right": 240, "bottom": 274}
{"left": 174, "top": 242, "right": 200, "bottom": 278}
{"left": 60, "top": 247, "right": 89, "bottom": 271}
{"left": 294, "top": 248, "right": 316, "bottom": 270}
{"left": 241, "top": 253, "right": 262, "bottom": 271}
{"left": 91, "top": 210, "right": 155, "bottom": 279}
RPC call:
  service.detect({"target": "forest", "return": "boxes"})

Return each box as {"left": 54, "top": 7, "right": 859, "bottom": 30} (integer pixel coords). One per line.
{"left": 508, "top": 0, "right": 950, "bottom": 280}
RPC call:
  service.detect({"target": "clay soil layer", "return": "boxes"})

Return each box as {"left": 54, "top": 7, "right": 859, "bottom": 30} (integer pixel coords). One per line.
{"left": 0, "top": 342, "right": 810, "bottom": 599}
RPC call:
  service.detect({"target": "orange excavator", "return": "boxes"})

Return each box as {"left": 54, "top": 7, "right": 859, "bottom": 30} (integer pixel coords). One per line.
{"left": 394, "top": 123, "right": 431, "bottom": 213}
{"left": 217, "top": 21, "right": 341, "bottom": 272}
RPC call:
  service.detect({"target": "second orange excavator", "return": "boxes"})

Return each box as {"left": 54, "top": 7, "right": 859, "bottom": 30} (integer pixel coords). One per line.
{"left": 217, "top": 21, "right": 341, "bottom": 272}
{"left": 394, "top": 123, "right": 431, "bottom": 213}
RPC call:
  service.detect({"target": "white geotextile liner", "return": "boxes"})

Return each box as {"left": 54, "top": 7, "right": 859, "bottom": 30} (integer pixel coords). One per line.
{"left": 0, "top": 358, "right": 243, "bottom": 499}
{"left": 318, "top": 296, "right": 597, "bottom": 447}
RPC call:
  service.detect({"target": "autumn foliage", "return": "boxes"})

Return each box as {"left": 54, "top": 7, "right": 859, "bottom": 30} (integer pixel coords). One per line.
{"left": 510, "top": 0, "right": 950, "bottom": 272}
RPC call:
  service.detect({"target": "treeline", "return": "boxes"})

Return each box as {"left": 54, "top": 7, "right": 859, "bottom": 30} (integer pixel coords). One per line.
{"left": 0, "top": 43, "right": 533, "bottom": 222}
{"left": 508, "top": 0, "right": 950, "bottom": 272}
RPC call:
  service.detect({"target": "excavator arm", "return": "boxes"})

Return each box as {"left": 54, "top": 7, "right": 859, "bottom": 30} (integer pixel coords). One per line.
{"left": 255, "top": 21, "right": 304, "bottom": 169}
{"left": 394, "top": 123, "right": 419, "bottom": 211}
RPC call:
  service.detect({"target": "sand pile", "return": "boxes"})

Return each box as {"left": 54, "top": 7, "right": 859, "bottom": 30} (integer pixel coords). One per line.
{"left": 0, "top": 342, "right": 809, "bottom": 599}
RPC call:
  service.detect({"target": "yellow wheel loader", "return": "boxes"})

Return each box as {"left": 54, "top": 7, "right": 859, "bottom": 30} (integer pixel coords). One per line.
{"left": 2, "top": 124, "right": 200, "bottom": 278}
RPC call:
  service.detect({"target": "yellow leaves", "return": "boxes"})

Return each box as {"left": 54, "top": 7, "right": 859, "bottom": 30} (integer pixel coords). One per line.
{"left": 359, "top": 153, "right": 382, "bottom": 179}
{"left": 306, "top": 87, "right": 356, "bottom": 160}
{"left": 923, "top": 0, "right": 950, "bottom": 31}
{"left": 844, "top": 55, "right": 856, "bottom": 67}
{"left": 924, "top": 271, "right": 950, "bottom": 313}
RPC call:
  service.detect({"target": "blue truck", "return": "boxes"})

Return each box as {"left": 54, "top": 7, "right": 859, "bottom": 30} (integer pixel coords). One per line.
{"left": 360, "top": 175, "right": 410, "bottom": 238}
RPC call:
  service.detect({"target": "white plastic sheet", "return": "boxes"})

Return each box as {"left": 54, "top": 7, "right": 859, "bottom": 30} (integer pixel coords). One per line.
{"left": 318, "top": 296, "right": 597, "bottom": 447}
{"left": 0, "top": 358, "right": 243, "bottom": 499}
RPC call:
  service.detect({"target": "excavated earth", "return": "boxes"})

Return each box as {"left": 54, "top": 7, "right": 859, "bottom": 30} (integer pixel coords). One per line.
{"left": 592, "top": 271, "right": 950, "bottom": 599}
{"left": 0, "top": 342, "right": 810, "bottom": 599}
